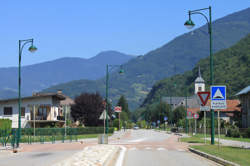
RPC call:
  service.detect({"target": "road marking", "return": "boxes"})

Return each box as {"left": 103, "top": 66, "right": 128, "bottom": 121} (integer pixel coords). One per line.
{"left": 145, "top": 147, "right": 152, "bottom": 150}
{"left": 115, "top": 146, "right": 126, "bottom": 166}
{"left": 157, "top": 147, "right": 166, "bottom": 151}
{"left": 130, "top": 147, "right": 137, "bottom": 151}
{"left": 177, "top": 149, "right": 185, "bottom": 152}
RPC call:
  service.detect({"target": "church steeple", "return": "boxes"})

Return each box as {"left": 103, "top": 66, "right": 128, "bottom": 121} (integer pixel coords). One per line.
{"left": 195, "top": 66, "right": 205, "bottom": 94}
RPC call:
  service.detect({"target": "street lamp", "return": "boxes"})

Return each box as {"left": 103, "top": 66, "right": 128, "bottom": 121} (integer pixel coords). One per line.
{"left": 105, "top": 64, "right": 124, "bottom": 135}
{"left": 17, "top": 39, "right": 37, "bottom": 147}
{"left": 184, "top": 6, "right": 215, "bottom": 144}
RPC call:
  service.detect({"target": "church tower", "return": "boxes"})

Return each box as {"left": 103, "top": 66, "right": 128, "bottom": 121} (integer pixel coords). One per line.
{"left": 195, "top": 66, "right": 205, "bottom": 94}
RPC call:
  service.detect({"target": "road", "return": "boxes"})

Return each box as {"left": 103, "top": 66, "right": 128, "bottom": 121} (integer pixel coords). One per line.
{"left": 111, "top": 129, "right": 220, "bottom": 166}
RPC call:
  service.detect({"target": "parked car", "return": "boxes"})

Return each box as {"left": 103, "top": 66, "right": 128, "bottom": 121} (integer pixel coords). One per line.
{"left": 133, "top": 126, "right": 139, "bottom": 130}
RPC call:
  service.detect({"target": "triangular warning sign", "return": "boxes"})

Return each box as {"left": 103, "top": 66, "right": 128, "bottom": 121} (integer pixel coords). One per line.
{"left": 213, "top": 88, "right": 224, "bottom": 99}
{"left": 197, "top": 91, "right": 210, "bottom": 106}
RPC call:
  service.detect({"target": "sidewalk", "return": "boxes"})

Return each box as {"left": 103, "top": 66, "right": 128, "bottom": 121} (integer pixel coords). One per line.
{"left": 53, "top": 145, "right": 120, "bottom": 166}
{"left": 212, "top": 138, "right": 250, "bottom": 148}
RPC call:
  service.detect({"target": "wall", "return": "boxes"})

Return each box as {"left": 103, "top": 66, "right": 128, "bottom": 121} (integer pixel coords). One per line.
{"left": 0, "top": 96, "right": 53, "bottom": 128}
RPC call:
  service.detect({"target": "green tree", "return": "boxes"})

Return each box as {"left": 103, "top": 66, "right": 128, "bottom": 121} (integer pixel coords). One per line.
{"left": 117, "top": 95, "right": 131, "bottom": 118}
{"left": 173, "top": 106, "right": 186, "bottom": 124}
{"left": 71, "top": 92, "right": 104, "bottom": 126}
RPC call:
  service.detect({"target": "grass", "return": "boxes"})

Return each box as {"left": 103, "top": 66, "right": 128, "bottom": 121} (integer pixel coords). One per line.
{"left": 191, "top": 145, "right": 250, "bottom": 166}
{"left": 219, "top": 135, "right": 250, "bottom": 143}
{"left": 180, "top": 133, "right": 250, "bottom": 144}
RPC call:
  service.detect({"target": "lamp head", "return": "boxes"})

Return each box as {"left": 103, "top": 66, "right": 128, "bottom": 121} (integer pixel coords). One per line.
{"left": 119, "top": 68, "right": 124, "bottom": 75}
{"left": 28, "top": 45, "right": 37, "bottom": 53}
{"left": 184, "top": 19, "right": 195, "bottom": 29}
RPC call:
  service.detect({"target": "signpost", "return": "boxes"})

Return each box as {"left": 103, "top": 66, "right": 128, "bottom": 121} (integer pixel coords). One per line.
{"left": 193, "top": 113, "right": 199, "bottom": 134}
{"left": 197, "top": 91, "right": 210, "bottom": 144}
{"left": 211, "top": 86, "right": 226, "bottom": 109}
{"left": 99, "top": 110, "right": 110, "bottom": 134}
{"left": 211, "top": 85, "right": 227, "bottom": 148}
{"left": 164, "top": 117, "right": 168, "bottom": 130}
{"left": 114, "top": 106, "right": 122, "bottom": 130}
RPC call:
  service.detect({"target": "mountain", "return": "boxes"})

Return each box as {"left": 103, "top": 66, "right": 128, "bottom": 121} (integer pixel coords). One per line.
{"left": 43, "top": 8, "right": 250, "bottom": 110}
{"left": 0, "top": 51, "right": 134, "bottom": 98}
{"left": 142, "top": 33, "right": 250, "bottom": 106}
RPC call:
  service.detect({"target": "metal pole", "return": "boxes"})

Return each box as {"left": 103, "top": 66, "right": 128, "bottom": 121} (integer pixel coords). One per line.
{"left": 218, "top": 111, "right": 220, "bottom": 148}
{"left": 119, "top": 112, "right": 120, "bottom": 130}
{"left": 204, "top": 111, "right": 206, "bottom": 144}
{"left": 105, "top": 64, "right": 109, "bottom": 134}
{"left": 208, "top": 6, "right": 215, "bottom": 145}
{"left": 33, "top": 105, "right": 35, "bottom": 137}
{"left": 17, "top": 40, "right": 22, "bottom": 148}
{"left": 195, "top": 119, "right": 197, "bottom": 135}
{"left": 185, "top": 90, "right": 188, "bottom": 133}
{"left": 65, "top": 105, "right": 67, "bottom": 137}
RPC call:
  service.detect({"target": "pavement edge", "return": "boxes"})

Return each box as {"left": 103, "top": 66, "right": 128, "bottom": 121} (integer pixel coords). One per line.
{"left": 103, "top": 146, "right": 121, "bottom": 166}
{"left": 188, "top": 147, "right": 240, "bottom": 166}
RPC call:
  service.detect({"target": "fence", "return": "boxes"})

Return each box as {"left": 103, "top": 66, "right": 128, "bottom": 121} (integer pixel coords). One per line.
{"left": 0, "top": 127, "right": 114, "bottom": 148}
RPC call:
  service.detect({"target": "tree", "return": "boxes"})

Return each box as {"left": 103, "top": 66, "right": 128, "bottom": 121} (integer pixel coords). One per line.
{"left": 173, "top": 106, "right": 186, "bottom": 124}
{"left": 71, "top": 92, "right": 104, "bottom": 126}
{"left": 117, "top": 95, "right": 131, "bottom": 118}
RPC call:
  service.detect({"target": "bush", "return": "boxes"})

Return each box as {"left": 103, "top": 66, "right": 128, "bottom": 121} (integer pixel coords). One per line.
{"left": 226, "top": 126, "right": 240, "bottom": 138}
{"left": 0, "top": 119, "right": 12, "bottom": 130}
{"left": 171, "top": 127, "right": 178, "bottom": 133}
{"left": 242, "top": 128, "right": 250, "bottom": 138}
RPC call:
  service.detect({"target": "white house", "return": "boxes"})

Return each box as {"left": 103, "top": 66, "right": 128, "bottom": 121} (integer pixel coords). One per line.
{"left": 0, "top": 92, "right": 72, "bottom": 128}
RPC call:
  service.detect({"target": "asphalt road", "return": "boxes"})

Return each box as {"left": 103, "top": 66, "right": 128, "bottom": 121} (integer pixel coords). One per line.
{"left": 116, "top": 130, "right": 220, "bottom": 166}
{"left": 0, "top": 150, "right": 79, "bottom": 166}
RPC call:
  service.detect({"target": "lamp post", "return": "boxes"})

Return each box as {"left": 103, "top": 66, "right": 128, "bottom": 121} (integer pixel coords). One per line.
{"left": 184, "top": 6, "right": 214, "bottom": 144}
{"left": 105, "top": 64, "right": 124, "bottom": 134}
{"left": 17, "top": 39, "right": 37, "bottom": 147}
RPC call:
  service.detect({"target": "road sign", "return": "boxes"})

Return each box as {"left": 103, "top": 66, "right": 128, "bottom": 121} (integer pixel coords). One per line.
{"left": 193, "top": 113, "right": 199, "bottom": 119}
{"left": 157, "top": 120, "right": 160, "bottom": 124}
{"left": 99, "top": 110, "right": 110, "bottom": 120}
{"left": 114, "top": 106, "right": 122, "bottom": 112}
{"left": 164, "top": 116, "right": 168, "bottom": 121}
{"left": 200, "top": 106, "right": 210, "bottom": 111}
{"left": 211, "top": 86, "right": 227, "bottom": 109}
{"left": 197, "top": 91, "right": 210, "bottom": 106}
{"left": 187, "top": 111, "right": 193, "bottom": 119}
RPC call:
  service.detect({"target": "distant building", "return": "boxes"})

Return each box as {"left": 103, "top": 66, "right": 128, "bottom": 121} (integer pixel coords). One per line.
{"left": 0, "top": 91, "right": 73, "bottom": 128}
{"left": 236, "top": 86, "right": 250, "bottom": 128}
{"left": 163, "top": 67, "right": 203, "bottom": 109}
{"left": 194, "top": 66, "right": 205, "bottom": 94}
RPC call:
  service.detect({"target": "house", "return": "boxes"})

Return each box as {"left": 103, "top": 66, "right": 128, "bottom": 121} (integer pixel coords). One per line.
{"left": 187, "top": 99, "right": 241, "bottom": 123}
{"left": 0, "top": 91, "right": 73, "bottom": 128}
{"left": 236, "top": 86, "right": 250, "bottom": 128}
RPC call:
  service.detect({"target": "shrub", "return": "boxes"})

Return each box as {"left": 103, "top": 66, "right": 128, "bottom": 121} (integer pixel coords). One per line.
{"left": 242, "top": 128, "right": 250, "bottom": 138}
{"left": 0, "top": 119, "right": 12, "bottom": 130}
{"left": 226, "top": 126, "right": 240, "bottom": 138}
{"left": 171, "top": 127, "right": 178, "bottom": 133}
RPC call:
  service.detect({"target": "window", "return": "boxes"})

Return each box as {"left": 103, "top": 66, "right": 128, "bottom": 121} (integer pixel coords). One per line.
{"left": 21, "top": 107, "right": 25, "bottom": 117}
{"left": 198, "top": 87, "right": 202, "bottom": 91}
{"left": 4, "top": 107, "right": 12, "bottom": 116}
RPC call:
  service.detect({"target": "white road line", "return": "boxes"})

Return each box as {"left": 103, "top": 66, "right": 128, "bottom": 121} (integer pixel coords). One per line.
{"left": 177, "top": 149, "right": 185, "bottom": 152}
{"left": 145, "top": 147, "right": 152, "bottom": 150}
{"left": 130, "top": 147, "right": 137, "bottom": 151}
{"left": 115, "top": 146, "right": 127, "bottom": 166}
{"left": 157, "top": 147, "right": 166, "bottom": 151}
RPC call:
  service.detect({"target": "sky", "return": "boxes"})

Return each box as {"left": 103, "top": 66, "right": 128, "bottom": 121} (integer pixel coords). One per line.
{"left": 0, "top": 0, "right": 249, "bottom": 67}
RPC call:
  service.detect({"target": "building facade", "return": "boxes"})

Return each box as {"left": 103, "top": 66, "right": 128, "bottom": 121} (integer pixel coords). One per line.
{"left": 236, "top": 86, "right": 250, "bottom": 128}
{"left": 0, "top": 92, "right": 71, "bottom": 128}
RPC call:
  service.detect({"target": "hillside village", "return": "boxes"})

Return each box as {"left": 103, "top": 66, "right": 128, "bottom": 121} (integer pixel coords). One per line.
{"left": 0, "top": 3, "right": 250, "bottom": 166}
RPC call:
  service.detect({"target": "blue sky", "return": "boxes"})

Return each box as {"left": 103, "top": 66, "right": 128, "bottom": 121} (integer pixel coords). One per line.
{"left": 0, "top": 0, "right": 249, "bottom": 67}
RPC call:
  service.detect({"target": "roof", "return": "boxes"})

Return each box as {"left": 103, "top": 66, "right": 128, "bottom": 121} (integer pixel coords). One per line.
{"left": 195, "top": 66, "right": 205, "bottom": 83}
{"left": 162, "top": 97, "right": 186, "bottom": 105}
{"left": 206, "top": 99, "right": 241, "bottom": 112}
{"left": 235, "top": 86, "right": 250, "bottom": 96}
{"left": 0, "top": 92, "right": 66, "bottom": 103}
{"left": 187, "top": 99, "right": 240, "bottom": 113}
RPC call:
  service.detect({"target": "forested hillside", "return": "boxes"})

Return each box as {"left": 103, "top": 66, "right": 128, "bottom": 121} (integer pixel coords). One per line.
{"left": 142, "top": 33, "right": 250, "bottom": 106}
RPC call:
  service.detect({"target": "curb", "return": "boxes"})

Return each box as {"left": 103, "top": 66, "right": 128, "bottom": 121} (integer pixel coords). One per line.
{"left": 103, "top": 146, "right": 121, "bottom": 166}
{"left": 188, "top": 147, "right": 240, "bottom": 166}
